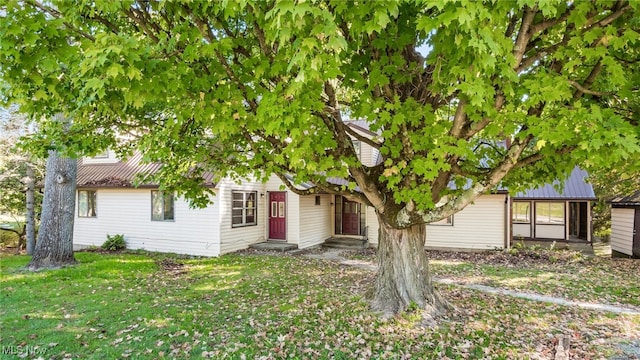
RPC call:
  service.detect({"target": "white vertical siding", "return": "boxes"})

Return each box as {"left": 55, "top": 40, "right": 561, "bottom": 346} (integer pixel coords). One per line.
{"left": 424, "top": 195, "right": 507, "bottom": 249}
{"left": 367, "top": 194, "right": 507, "bottom": 250}
{"left": 73, "top": 188, "right": 220, "bottom": 256}
{"left": 366, "top": 205, "right": 379, "bottom": 245}
{"left": 611, "top": 208, "right": 635, "bottom": 256}
{"left": 286, "top": 194, "right": 300, "bottom": 244}
{"left": 298, "top": 194, "right": 332, "bottom": 248}
{"left": 349, "top": 127, "right": 377, "bottom": 167}
{"left": 218, "top": 178, "right": 267, "bottom": 254}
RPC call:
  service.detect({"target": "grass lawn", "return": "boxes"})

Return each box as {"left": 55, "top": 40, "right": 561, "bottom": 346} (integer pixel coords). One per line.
{"left": 1, "top": 250, "right": 639, "bottom": 359}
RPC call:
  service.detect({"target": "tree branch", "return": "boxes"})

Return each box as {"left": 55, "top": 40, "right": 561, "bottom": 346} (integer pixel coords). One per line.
{"left": 343, "top": 124, "right": 381, "bottom": 150}
{"left": 569, "top": 79, "right": 612, "bottom": 97}
{"left": 512, "top": 5, "right": 537, "bottom": 68}
{"left": 513, "top": 145, "right": 577, "bottom": 169}
{"left": 28, "top": 1, "right": 96, "bottom": 41}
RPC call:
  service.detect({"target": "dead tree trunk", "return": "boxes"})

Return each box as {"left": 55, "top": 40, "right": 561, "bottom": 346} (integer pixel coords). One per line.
{"left": 28, "top": 133, "right": 77, "bottom": 270}
{"left": 25, "top": 163, "right": 36, "bottom": 255}
{"left": 372, "top": 213, "right": 451, "bottom": 318}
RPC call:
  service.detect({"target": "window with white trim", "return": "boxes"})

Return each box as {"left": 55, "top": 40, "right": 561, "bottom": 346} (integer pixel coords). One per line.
{"left": 92, "top": 150, "right": 109, "bottom": 159}
{"left": 151, "top": 191, "right": 174, "bottom": 221}
{"left": 78, "top": 190, "right": 97, "bottom": 217}
{"left": 232, "top": 191, "right": 257, "bottom": 227}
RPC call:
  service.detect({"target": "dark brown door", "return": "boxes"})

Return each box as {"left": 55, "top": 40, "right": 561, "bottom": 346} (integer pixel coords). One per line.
{"left": 269, "top": 192, "right": 286, "bottom": 240}
{"left": 633, "top": 209, "right": 640, "bottom": 257}
{"left": 342, "top": 199, "right": 360, "bottom": 235}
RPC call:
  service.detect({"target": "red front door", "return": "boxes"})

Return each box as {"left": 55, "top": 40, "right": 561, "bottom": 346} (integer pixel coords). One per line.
{"left": 342, "top": 198, "right": 360, "bottom": 235}
{"left": 269, "top": 192, "right": 286, "bottom": 240}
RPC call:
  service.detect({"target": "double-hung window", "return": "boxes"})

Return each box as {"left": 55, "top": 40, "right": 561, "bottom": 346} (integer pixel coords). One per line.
{"left": 78, "top": 190, "right": 97, "bottom": 217}
{"left": 232, "top": 191, "right": 257, "bottom": 227}
{"left": 152, "top": 191, "right": 174, "bottom": 221}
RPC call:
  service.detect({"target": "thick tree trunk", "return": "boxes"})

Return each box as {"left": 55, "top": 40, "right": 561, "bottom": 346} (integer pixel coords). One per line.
{"left": 372, "top": 214, "right": 450, "bottom": 318}
{"left": 28, "top": 147, "right": 77, "bottom": 270}
{"left": 25, "top": 163, "right": 36, "bottom": 255}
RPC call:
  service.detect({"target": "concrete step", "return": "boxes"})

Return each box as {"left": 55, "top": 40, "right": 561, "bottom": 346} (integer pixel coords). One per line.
{"left": 249, "top": 241, "right": 298, "bottom": 252}
{"left": 322, "top": 237, "right": 367, "bottom": 249}
{"left": 323, "top": 242, "right": 368, "bottom": 250}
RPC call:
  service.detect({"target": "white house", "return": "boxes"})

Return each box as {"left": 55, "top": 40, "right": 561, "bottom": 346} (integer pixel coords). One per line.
{"left": 610, "top": 191, "right": 640, "bottom": 258}
{"left": 73, "top": 122, "right": 596, "bottom": 256}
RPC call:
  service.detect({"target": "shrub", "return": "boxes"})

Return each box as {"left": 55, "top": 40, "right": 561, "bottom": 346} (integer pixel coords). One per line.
{"left": 102, "top": 234, "right": 126, "bottom": 251}
{"left": 0, "top": 230, "right": 19, "bottom": 248}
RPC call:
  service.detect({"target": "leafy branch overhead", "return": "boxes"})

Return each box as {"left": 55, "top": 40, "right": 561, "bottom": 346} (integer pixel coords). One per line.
{"left": 1, "top": 0, "right": 639, "bottom": 227}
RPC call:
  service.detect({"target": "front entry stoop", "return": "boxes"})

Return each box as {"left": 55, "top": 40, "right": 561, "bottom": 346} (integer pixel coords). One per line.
{"left": 322, "top": 237, "right": 367, "bottom": 250}
{"left": 249, "top": 241, "right": 298, "bottom": 252}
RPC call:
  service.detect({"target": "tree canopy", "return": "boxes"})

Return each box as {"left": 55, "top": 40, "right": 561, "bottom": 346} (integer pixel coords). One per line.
{"left": 1, "top": 0, "right": 639, "bottom": 225}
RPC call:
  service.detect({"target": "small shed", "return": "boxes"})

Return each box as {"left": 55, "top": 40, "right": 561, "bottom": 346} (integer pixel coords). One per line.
{"left": 610, "top": 190, "right": 640, "bottom": 258}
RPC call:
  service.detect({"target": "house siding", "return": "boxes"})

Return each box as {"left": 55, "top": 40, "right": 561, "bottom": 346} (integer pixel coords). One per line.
{"left": 424, "top": 194, "right": 507, "bottom": 250}
{"left": 298, "top": 194, "right": 332, "bottom": 248}
{"left": 73, "top": 188, "right": 220, "bottom": 256}
{"left": 218, "top": 178, "right": 267, "bottom": 254}
{"left": 367, "top": 194, "right": 507, "bottom": 250}
{"left": 286, "top": 195, "right": 301, "bottom": 244}
{"left": 611, "top": 208, "right": 635, "bottom": 256}
{"left": 366, "top": 206, "right": 379, "bottom": 244}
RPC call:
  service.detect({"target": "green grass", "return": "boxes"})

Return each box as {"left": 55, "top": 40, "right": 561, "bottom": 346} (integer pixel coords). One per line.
{"left": 1, "top": 251, "right": 638, "bottom": 359}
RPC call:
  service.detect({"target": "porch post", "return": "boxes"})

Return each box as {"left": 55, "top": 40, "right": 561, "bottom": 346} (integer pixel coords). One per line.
{"left": 587, "top": 201, "right": 592, "bottom": 243}
{"left": 565, "top": 201, "right": 570, "bottom": 241}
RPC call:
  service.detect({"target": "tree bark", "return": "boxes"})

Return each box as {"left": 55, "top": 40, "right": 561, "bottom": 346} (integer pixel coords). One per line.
{"left": 372, "top": 214, "right": 450, "bottom": 318}
{"left": 25, "top": 163, "right": 36, "bottom": 255}
{"left": 28, "top": 141, "right": 77, "bottom": 270}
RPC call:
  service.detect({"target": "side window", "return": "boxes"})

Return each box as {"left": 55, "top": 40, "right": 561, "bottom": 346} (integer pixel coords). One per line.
{"left": 535, "top": 202, "right": 564, "bottom": 224}
{"left": 232, "top": 191, "right": 257, "bottom": 227}
{"left": 512, "top": 202, "right": 531, "bottom": 223}
{"left": 78, "top": 190, "right": 97, "bottom": 217}
{"left": 151, "top": 191, "right": 174, "bottom": 221}
{"left": 92, "top": 150, "right": 109, "bottom": 159}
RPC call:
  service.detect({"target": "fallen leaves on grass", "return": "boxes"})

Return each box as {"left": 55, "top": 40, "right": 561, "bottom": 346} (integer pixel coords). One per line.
{"left": 1, "top": 251, "right": 639, "bottom": 359}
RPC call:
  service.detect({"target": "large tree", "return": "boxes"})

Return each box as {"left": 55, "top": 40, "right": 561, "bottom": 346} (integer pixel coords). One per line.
{"left": 1, "top": 1, "right": 639, "bottom": 315}
{"left": 24, "top": 113, "right": 78, "bottom": 270}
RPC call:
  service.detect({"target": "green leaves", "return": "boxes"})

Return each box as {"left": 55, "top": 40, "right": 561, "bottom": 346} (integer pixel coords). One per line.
{"left": 0, "top": 0, "right": 638, "bottom": 225}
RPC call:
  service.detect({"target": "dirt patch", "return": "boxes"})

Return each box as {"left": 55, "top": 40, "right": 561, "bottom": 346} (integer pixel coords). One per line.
{"left": 156, "top": 258, "right": 186, "bottom": 276}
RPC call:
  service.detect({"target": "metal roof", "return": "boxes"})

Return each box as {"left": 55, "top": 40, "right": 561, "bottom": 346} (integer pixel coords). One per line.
{"left": 610, "top": 190, "right": 640, "bottom": 206}
{"left": 76, "top": 152, "right": 216, "bottom": 188}
{"left": 514, "top": 166, "right": 596, "bottom": 200}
